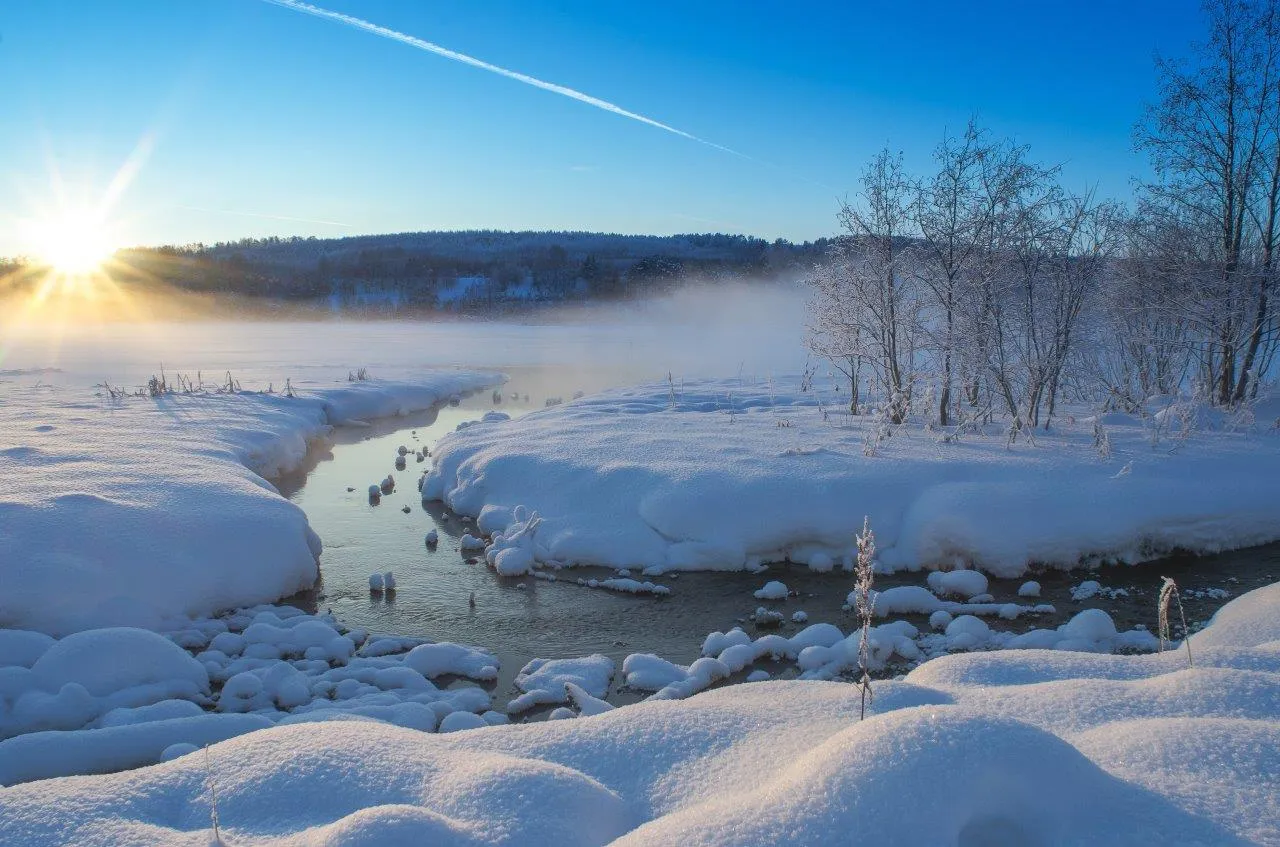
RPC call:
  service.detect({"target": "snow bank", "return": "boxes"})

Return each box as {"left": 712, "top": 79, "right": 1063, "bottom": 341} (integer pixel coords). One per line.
{"left": 0, "top": 371, "right": 500, "bottom": 634}
{"left": 3, "top": 579, "right": 1276, "bottom": 844}
{"left": 423, "top": 376, "right": 1280, "bottom": 578}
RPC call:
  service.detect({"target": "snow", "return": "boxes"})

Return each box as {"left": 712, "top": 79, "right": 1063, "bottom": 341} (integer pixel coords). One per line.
{"left": 943, "top": 614, "right": 991, "bottom": 650}
{"left": 0, "top": 713, "right": 274, "bottom": 786}
{"left": 592, "top": 578, "right": 671, "bottom": 596}
{"left": 2, "top": 329, "right": 1278, "bottom": 841}
{"left": 565, "top": 682, "right": 616, "bottom": 716}
{"left": 0, "top": 370, "right": 501, "bottom": 635}
{"left": 927, "top": 568, "right": 989, "bottom": 598}
{"left": 402, "top": 642, "right": 500, "bottom": 681}
{"left": 1071, "top": 580, "right": 1130, "bottom": 601}
{"left": 4, "top": 580, "right": 1276, "bottom": 843}
{"left": 752, "top": 580, "right": 789, "bottom": 600}
{"left": 437, "top": 710, "right": 488, "bottom": 733}
{"left": 423, "top": 375, "right": 1280, "bottom": 579}
{"left": 2, "top": 628, "right": 211, "bottom": 740}
{"left": 0, "top": 630, "right": 54, "bottom": 668}
{"left": 1018, "top": 580, "right": 1042, "bottom": 597}
{"left": 868, "top": 585, "right": 1048, "bottom": 622}
{"left": 1071, "top": 579, "right": 1102, "bottom": 600}
{"left": 508, "top": 655, "right": 615, "bottom": 714}
{"left": 869, "top": 585, "right": 942, "bottom": 615}
{"left": 0, "top": 604, "right": 508, "bottom": 783}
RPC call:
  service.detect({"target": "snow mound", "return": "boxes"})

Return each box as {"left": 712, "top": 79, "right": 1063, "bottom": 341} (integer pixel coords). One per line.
{"left": 616, "top": 708, "right": 1236, "bottom": 846}
{"left": 31, "top": 627, "right": 209, "bottom": 698}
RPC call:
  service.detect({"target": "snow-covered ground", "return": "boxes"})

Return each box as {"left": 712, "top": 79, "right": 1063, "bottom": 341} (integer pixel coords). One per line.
{"left": 2, "top": 320, "right": 1277, "bottom": 843}
{"left": 424, "top": 375, "right": 1280, "bottom": 578}
{"left": 1, "top": 580, "right": 1275, "bottom": 845}
{"left": 0, "top": 369, "right": 500, "bottom": 633}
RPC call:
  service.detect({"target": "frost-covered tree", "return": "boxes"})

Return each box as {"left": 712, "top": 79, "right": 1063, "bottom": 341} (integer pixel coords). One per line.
{"left": 807, "top": 150, "right": 923, "bottom": 423}
{"left": 911, "top": 122, "right": 990, "bottom": 425}
{"left": 1137, "top": 0, "right": 1280, "bottom": 404}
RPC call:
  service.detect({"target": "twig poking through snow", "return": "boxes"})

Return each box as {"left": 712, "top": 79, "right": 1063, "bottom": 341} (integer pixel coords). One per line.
{"left": 855, "top": 515, "right": 876, "bottom": 720}
{"left": 1158, "top": 576, "right": 1193, "bottom": 668}
{"left": 204, "top": 744, "right": 223, "bottom": 845}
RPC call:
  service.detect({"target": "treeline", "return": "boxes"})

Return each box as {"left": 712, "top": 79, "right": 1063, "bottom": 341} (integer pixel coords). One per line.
{"left": 112, "top": 231, "right": 828, "bottom": 310}
{"left": 808, "top": 0, "right": 1280, "bottom": 427}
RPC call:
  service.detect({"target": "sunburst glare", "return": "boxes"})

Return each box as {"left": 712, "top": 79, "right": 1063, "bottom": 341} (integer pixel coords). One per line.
{"left": 23, "top": 207, "right": 117, "bottom": 276}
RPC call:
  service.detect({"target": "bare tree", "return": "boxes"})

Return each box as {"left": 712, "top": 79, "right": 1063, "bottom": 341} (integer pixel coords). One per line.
{"left": 1138, "top": 0, "right": 1279, "bottom": 405}
{"left": 912, "top": 121, "right": 990, "bottom": 425}
{"left": 807, "top": 149, "right": 923, "bottom": 423}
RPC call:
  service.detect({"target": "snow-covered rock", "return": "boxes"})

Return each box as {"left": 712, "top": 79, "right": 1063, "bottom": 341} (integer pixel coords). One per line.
{"left": 402, "top": 643, "right": 499, "bottom": 681}
{"left": 753, "top": 580, "right": 788, "bottom": 600}
{"left": 927, "top": 569, "right": 989, "bottom": 599}
{"left": 507, "top": 655, "right": 615, "bottom": 714}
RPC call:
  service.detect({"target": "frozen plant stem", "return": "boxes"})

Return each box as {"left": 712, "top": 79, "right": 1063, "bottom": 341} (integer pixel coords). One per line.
{"left": 855, "top": 515, "right": 876, "bottom": 720}
{"left": 1157, "top": 576, "right": 1194, "bottom": 668}
{"left": 204, "top": 744, "right": 224, "bottom": 845}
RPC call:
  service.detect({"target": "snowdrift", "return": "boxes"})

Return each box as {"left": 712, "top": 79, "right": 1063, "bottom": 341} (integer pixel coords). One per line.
{"left": 423, "top": 377, "right": 1280, "bottom": 578}
{"left": 0, "top": 581, "right": 1275, "bottom": 845}
{"left": 0, "top": 371, "right": 500, "bottom": 634}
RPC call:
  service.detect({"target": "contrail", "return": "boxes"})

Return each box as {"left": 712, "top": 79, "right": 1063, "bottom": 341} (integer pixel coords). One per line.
{"left": 258, "top": 0, "right": 752, "bottom": 161}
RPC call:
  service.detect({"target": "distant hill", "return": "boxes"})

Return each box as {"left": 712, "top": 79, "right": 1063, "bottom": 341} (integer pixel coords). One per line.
{"left": 108, "top": 230, "right": 832, "bottom": 313}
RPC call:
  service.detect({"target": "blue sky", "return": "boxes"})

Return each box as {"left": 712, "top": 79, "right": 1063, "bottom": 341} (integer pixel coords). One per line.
{"left": 0, "top": 0, "right": 1204, "bottom": 255}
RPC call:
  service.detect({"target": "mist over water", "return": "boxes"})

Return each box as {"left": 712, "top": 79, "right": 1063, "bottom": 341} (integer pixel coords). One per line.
{"left": 0, "top": 280, "right": 812, "bottom": 389}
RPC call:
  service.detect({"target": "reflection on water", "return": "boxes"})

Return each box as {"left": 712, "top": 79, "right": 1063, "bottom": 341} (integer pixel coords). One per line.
{"left": 282, "top": 367, "right": 1278, "bottom": 706}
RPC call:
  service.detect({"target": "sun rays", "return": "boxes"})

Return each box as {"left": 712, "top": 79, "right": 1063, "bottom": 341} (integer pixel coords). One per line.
{"left": 22, "top": 207, "right": 117, "bottom": 276}
{"left": 0, "top": 137, "right": 162, "bottom": 334}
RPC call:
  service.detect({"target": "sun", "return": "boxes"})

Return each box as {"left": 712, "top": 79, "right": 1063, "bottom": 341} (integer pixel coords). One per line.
{"left": 24, "top": 208, "right": 117, "bottom": 276}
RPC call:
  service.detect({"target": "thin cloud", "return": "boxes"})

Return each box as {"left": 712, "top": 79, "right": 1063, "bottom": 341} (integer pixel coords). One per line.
{"left": 259, "top": 0, "right": 753, "bottom": 161}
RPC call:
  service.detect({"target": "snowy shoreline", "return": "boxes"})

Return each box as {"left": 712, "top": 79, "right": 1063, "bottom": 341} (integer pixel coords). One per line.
{"left": 0, "top": 370, "right": 503, "bottom": 634}
{"left": 423, "top": 375, "right": 1280, "bottom": 579}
